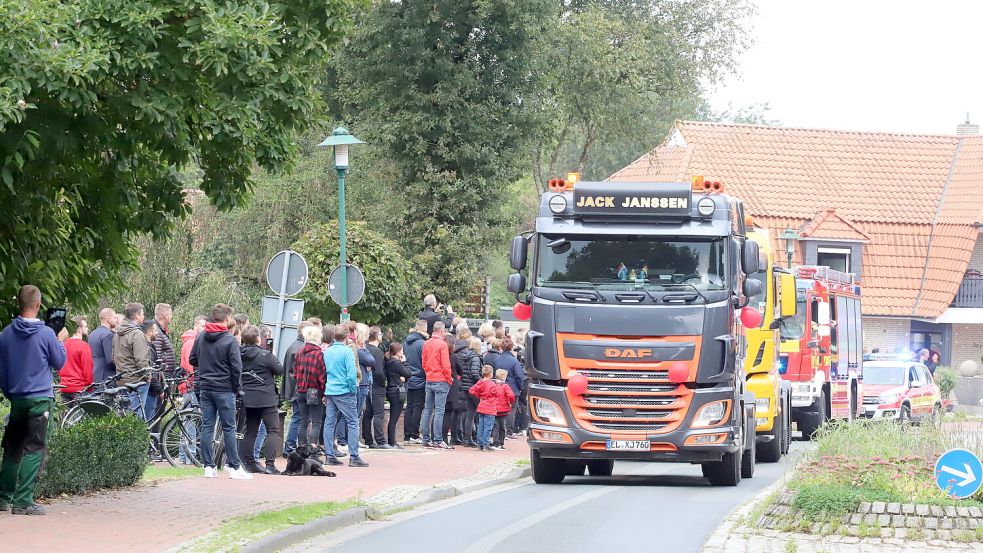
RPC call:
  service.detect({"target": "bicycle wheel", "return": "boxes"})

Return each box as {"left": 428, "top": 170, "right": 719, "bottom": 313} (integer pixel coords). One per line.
{"left": 61, "top": 401, "right": 112, "bottom": 429}
{"left": 161, "top": 409, "right": 203, "bottom": 467}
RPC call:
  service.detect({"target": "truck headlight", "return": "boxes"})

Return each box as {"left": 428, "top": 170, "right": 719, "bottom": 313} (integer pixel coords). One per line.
{"left": 693, "top": 400, "right": 730, "bottom": 428}
{"left": 755, "top": 398, "right": 770, "bottom": 414}
{"left": 534, "top": 398, "right": 567, "bottom": 426}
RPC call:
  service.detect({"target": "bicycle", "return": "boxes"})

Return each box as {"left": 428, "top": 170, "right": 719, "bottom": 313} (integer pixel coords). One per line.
{"left": 156, "top": 376, "right": 203, "bottom": 467}
{"left": 59, "top": 368, "right": 152, "bottom": 429}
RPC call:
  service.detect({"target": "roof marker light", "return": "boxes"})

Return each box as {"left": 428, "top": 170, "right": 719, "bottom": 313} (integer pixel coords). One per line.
{"left": 697, "top": 196, "right": 716, "bottom": 217}
{"left": 548, "top": 194, "right": 567, "bottom": 214}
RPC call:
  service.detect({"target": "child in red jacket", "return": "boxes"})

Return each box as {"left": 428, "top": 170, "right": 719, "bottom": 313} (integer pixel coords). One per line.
{"left": 491, "top": 369, "right": 516, "bottom": 450}
{"left": 468, "top": 365, "right": 499, "bottom": 451}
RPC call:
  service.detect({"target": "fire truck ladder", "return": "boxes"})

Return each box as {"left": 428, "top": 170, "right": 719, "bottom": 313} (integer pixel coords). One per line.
{"left": 796, "top": 265, "right": 855, "bottom": 286}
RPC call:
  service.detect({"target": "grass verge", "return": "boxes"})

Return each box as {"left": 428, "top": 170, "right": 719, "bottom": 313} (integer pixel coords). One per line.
{"left": 185, "top": 499, "right": 362, "bottom": 553}
{"left": 140, "top": 465, "right": 202, "bottom": 484}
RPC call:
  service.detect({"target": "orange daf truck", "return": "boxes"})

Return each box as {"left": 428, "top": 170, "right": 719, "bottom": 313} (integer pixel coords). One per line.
{"left": 507, "top": 176, "right": 764, "bottom": 486}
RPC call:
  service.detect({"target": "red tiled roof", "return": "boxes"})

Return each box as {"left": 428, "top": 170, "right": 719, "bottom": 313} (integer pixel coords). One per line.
{"left": 609, "top": 121, "right": 983, "bottom": 318}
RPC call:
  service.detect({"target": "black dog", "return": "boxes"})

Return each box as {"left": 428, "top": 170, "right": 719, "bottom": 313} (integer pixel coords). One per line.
{"left": 284, "top": 445, "right": 337, "bottom": 477}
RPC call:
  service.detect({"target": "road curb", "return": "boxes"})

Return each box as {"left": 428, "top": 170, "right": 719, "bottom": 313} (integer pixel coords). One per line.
{"left": 244, "top": 465, "right": 531, "bottom": 552}
{"left": 701, "top": 476, "right": 787, "bottom": 552}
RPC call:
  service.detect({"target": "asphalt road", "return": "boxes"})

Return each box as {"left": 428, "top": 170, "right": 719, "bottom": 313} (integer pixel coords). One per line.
{"left": 293, "top": 442, "right": 809, "bottom": 553}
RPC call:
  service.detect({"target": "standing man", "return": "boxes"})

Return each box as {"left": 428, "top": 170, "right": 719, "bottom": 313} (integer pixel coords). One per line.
{"left": 283, "top": 320, "right": 315, "bottom": 456}
{"left": 366, "top": 327, "right": 388, "bottom": 448}
{"left": 190, "top": 304, "right": 250, "bottom": 480}
{"left": 113, "top": 303, "right": 152, "bottom": 419}
{"left": 152, "top": 304, "right": 177, "bottom": 376}
{"left": 0, "top": 285, "right": 67, "bottom": 515}
{"left": 58, "top": 316, "right": 94, "bottom": 404}
{"left": 177, "top": 316, "right": 205, "bottom": 465}
{"left": 420, "top": 321, "right": 453, "bottom": 449}
{"left": 418, "top": 295, "right": 441, "bottom": 335}
{"left": 402, "top": 320, "right": 428, "bottom": 444}
{"left": 88, "top": 307, "right": 117, "bottom": 383}
{"left": 322, "top": 324, "right": 369, "bottom": 467}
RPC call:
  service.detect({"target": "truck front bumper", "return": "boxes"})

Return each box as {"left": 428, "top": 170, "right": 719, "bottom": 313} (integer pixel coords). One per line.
{"left": 528, "top": 384, "right": 743, "bottom": 463}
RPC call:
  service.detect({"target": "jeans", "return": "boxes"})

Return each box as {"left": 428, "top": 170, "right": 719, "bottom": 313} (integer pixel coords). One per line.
{"left": 254, "top": 422, "right": 266, "bottom": 461}
{"left": 297, "top": 400, "right": 324, "bottom": 447}
{"left": 359, "top": 385, "right": 374, "bottom": 445}
{"left": 240, "top": 406, "right": 280, "bottom": 466}
{"left": 126, "top": 383, "right": 149, "bottom": 421}
{"left": 386, "top": 391, "right": 404, "bottom": 446}
{"left": 179, "top": 392, "right": 198, "bottom": 464}
{"left": 404, "top": 388, "right": 425, "bottom": 440}
{"left": 199, "top": 390, "right": 241, "bottom": 470}
{"left": 284, "top": 398, "right": 301, "bottom": 454}
{"left": 144, "top": 392, "right": 158, "bottom": 423}
{"left": 421, "top": 381, "right": 450, "bottom": 444}
{"left": 464, "top": 395, "right": 479, "bottom": 444}
{"left": 370, "top": 387, "right": 387, "bottom": 445}
{"left": 323, "top": 393, "right": 360, "bottom": 460}
{"left": 477, "top": 414, "right": 495, "bottom": 446}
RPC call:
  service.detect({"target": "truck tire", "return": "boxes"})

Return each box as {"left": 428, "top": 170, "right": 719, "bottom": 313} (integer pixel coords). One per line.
{"left": 781, "top": 402, "right": 792, "bottom": 455}
{"left": 741, "top": 419, "right": 756, "bottom": 478}
{"left": 702, "top": 447, "right": 742, "bottom": 486}
{"left": 798, "top": 390, "right": 826, "bottom": 441}
{"left": 565, "top": 461, "right": 587, "bottom": 476}
{"left": 531, "top": 451, "right": 566, "bottom": 484}
{"left": 587, "top": 460, "right": 614, "bottom": 477}
{"left": 757, "top": 414, "right": 783, "bottom": 463}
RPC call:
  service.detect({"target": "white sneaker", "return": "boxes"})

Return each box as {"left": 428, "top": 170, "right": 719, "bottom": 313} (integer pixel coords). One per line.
{"left": 203, "top": 467, "right": 216, "bottom": 478}
{"left": 229, "top": 467, "right": 253, "bottom": 480}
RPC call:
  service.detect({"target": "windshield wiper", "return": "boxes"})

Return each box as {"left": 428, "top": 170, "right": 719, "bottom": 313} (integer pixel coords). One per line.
{"left": 665, "top": 282, "right": 709, "bottom": 303}
{"left": 549, "top": 281, "right": 607, "bottom": 302}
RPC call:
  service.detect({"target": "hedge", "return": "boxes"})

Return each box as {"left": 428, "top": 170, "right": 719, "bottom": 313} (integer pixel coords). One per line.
{"left": 35, "top": 414, "right": 149, "bottom": 497}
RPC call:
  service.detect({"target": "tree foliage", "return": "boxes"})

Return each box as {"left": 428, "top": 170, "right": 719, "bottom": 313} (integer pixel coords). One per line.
{"left": 0, "top": 0, "right": 360, "bottom": 323}
{"left": 293, "top": 221, "right": 419, "bottom": 326}
{"left": 325, "top": 0, "right": 553, "bottom": 304}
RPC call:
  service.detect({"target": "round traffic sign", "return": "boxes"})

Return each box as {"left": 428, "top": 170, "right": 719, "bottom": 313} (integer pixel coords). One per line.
{"left": 266, "top": 250, "right": 309, "bottom": 297}
{"left": 935, "top": 448, "right": 983, "bottom": 499}
{"left": 328, "top": 265, "right": 366, "bottom": 307}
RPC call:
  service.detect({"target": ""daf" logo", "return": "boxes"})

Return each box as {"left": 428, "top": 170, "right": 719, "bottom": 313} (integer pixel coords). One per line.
{"left": 604, "top": 348, "right": 653, "bottom": 359}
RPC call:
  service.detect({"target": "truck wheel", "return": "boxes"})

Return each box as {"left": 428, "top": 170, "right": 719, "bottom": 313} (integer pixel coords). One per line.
{"left": 757, "top": 417, "right": 782, "bottom": 463}
{"left": 564, "top": 461, "right": 587, "bottom": 476}
{"left": 741, "top": 421, "right": 756, "bottom": 478}
{"left": 531, "top": 451, "right": 566, "bottom": 484}
{"left": 702, "top": 447, "right": 742, "bottom": 486}
{"left": 587, "top": 460, "right": 614, "bottom": 477}
{"left": 799, "top": 390, "right": 827, "bottom": 441}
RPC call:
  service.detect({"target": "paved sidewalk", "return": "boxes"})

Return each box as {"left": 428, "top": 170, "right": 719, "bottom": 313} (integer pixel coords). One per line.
{"left": 0, "top": 442, "right": 529, "bottom": 552}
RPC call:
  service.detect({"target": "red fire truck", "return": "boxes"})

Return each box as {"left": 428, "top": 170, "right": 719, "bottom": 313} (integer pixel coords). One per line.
{"left": 777, "top": 266, "right": 864, "bottom": 438}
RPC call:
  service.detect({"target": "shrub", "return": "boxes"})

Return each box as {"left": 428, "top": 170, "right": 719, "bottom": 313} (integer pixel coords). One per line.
{"left": 934, "top": 366, "right": 957, "bottom": 399}
{"left": 36, "top": 415, "right": 148, "bottom": 497}
{"left": 792, "top": 484, "right": 864, "bottom": 520}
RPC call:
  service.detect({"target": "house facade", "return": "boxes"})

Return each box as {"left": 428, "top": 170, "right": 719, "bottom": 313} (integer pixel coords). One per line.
{"left": 609, "top": 121, "right": 983, "bottom": 369}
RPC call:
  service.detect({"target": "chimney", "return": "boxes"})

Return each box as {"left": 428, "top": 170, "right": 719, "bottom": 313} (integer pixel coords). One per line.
{"left": 957, "top": 113, "right": 979, "bottom": 136}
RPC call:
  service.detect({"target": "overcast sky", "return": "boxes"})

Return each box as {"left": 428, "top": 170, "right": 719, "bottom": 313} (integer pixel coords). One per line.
{"left": 710, "top": 0, "right": 983, "bottom": 135}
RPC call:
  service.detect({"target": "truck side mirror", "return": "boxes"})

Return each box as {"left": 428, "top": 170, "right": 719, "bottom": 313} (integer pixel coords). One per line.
{"left": 510, "top": 236, "right": 528, "bottom": 271}
{"left": 742, "top": 240, "right": 760, "bottom": 274}
{"left": 817, "top": 301, "right": 830, "bottom": 325}
{"left": 743, "top": 278, "right": 763, "bottom": 298}
{"left": 779, "top": 273, "right": 796, "bottom": 318}
{"left": 507, "top": 273, "right": 527, "bottom": 294}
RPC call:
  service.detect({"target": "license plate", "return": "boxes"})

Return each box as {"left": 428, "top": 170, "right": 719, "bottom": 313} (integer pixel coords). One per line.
{"left": 606, "top": 440, "right": 650, "bottom": 451}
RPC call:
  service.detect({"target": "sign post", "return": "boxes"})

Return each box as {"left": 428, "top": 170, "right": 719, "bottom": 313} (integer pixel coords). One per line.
{"left": 264, "top": 250, "right": 309, "bottom": 363}
{"left": 935, "top": 448, "right": 983, "bottom": 499}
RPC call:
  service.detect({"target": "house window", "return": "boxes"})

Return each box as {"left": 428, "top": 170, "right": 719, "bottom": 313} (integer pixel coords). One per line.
{"left": 817, "top": 247, "right": 850, "bottom": 273}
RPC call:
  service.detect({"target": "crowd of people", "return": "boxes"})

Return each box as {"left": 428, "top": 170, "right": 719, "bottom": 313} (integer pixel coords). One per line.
{"left": 0, "top": 285, "right": 530, "bottom": 514}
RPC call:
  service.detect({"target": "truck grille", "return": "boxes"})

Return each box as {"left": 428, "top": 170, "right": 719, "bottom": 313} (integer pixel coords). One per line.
{"left": 593, "top": 422, "right": 668, "bottom": 431}
{"left": 586, "top": 383, "right": 676, "bottom": 393}
{"left": 586, "top": 409, "right": 670, "bottom": 419}
{"left": 578, "top": 369, "right": 668, "bottom": 381}
{"left": 584, "top": 397, "right": 674, "bottom": 407}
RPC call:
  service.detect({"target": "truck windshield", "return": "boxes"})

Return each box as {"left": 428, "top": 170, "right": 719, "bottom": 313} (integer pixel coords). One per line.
{"left": 536, "top": 236, "right": 727, "bottom": 291}
{"left": 780, "top": 294, "right": 808, "bottom": 341}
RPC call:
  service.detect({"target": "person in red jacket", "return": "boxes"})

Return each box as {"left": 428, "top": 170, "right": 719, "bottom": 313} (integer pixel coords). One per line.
{"left": 420, "top": 321, "right": 453, "bottom": 449}
{"left": 177, "top": 316, "right": 205, "bottom": 465}
{"left": 491, "top": 368, "right": 516, "bottom": 451}
{"left": 59, "top": 316, "right": 93, "bottom": 403}
{"left": 468, "top": 365, "right": 501, "bottom": 451}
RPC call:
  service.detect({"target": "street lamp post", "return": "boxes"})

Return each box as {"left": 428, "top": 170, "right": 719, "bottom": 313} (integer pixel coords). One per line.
{"left": 319, "top": 127, "right": 364, "bottom": 322}
{"left": 779, "top": 228, "right": 800, "bottom": 269}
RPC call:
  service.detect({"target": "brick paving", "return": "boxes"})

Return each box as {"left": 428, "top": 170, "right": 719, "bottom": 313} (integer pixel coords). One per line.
{"left": 0, "top": 441, "right": 529, "bottom": 552}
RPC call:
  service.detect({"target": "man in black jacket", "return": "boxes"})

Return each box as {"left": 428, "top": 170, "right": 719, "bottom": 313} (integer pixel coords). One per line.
{"left": 190, "top": 304, "right": 249, "bottom": 480}
{"left": 417, "top": 295, "right": 455, "bottom": 336}
{"left": 366, "top": 327, "right": 389, "bottom": 448}
{"left": 283, "top": 320, "right": 314, "bottom": 456}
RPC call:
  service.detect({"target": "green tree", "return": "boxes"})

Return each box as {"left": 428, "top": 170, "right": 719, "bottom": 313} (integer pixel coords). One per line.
{"left": 532, "top": 0, "right": 754, "bottom": 187}
{"left": 292, "top": 221, "right": 418, "bottom": 326}
{"left": 0, "top": 0, "right": 360, "bottom": 323}
{"left": 325, "top": 0, "right": 554, "bottom": 304}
